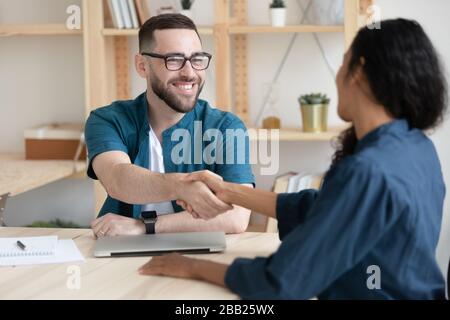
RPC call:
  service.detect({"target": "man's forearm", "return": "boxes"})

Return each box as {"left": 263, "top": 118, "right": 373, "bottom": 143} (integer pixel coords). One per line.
{"left": 156, "top": 207, "right": 251, "bottom": 234}
{"left": 109, "top": 163, "right": 182, "bottom": 204}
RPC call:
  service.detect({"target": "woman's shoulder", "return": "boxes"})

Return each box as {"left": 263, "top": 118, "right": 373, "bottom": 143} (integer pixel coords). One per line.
{"left": 329, "top": 153, "right": 383, "bottom": 179}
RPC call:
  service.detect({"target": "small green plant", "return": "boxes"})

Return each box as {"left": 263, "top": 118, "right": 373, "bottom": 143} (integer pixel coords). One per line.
{"left": 181, "top": 0, "right": 195, "bottom": 10}
{"left": 27, "top": 218, "right": 85, "bottom": 229}
{"left": 299, "top": 93, "right": 330, "bottom": 105}
{"left": 270, "top": 0, "right": 286, "bottom": 9}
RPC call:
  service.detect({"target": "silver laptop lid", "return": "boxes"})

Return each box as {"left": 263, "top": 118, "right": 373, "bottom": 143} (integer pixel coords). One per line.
{"left": 94, "top": 232, "right": 226, "bottom": 257}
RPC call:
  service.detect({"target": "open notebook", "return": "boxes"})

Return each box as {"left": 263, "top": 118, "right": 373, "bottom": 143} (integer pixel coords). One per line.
{"left": 0, "top": 235, "right": 84, "bottom": 266}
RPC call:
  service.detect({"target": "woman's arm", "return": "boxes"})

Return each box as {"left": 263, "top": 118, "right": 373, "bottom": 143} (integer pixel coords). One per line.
{"left": 183, "top": 171, "right": 278, "bottom": 219}
{"left": 223, "top": 182, "right": 278, "bottom": 219}
{"left": 181, "top": 171, "right": 319, "bottom": 240}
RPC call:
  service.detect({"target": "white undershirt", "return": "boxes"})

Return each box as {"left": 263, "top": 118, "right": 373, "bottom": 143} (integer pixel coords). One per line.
{"left": 141, "top": 127, "right": 174, "bottom": 216}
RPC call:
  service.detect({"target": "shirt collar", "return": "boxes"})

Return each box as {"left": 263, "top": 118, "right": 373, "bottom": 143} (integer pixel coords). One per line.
{"left": 355, "top": 119, "right": 409, "bottom": 153}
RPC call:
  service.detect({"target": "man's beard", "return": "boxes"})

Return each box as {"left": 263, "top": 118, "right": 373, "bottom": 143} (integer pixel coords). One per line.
{"left": 150, "top": 74, "right": 204, "bottom": 113}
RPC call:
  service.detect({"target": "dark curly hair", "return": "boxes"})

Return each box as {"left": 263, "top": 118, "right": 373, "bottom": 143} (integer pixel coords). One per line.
{"left": 332, "top": 19, "right": 448, "bottom": 165}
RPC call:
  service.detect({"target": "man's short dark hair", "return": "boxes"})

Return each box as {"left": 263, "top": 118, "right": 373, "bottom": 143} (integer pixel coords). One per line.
{"left": 139, "top": 14, "right": 201, "bottom": 52}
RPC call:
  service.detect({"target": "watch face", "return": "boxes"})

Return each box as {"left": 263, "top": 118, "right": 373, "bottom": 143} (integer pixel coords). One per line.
{"left": 143, "top": 218, "right": 157, "bottom": 224}
{"left": 141, "top": 210, "right": 157, "bottom": 219}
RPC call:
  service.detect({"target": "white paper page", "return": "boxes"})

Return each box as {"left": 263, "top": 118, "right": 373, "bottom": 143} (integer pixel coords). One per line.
{"left": 0, "top": 236, "right": 57, "bottom": 257}
{"left": 0, "top": 240, "right": 85, "bottom": 267}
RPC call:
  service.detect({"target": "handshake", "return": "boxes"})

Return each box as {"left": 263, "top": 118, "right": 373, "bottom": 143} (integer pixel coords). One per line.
{"left": 175, "top": 170, "right": 234, "bottom": 220}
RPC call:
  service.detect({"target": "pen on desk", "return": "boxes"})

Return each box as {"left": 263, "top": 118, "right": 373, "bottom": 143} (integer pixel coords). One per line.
{"left": 16, "top": 240, "right": 26, "bottom": 251}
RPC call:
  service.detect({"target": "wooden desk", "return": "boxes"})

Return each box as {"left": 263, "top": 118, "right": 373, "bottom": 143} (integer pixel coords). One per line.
{"left": 0, "top": 153, "right": 86, "bottom": 196}
{"left": 0, "top": 228, "right": 280, "bottom": 299}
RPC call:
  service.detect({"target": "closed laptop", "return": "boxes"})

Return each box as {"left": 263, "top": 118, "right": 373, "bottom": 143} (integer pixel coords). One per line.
{"left": 94, "top": 232, "right": 226, "bottom": 257}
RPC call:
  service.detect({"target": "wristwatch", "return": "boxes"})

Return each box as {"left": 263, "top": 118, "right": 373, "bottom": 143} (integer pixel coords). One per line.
{"left": 141, "top": 210, "right": 158, "bottom": 234}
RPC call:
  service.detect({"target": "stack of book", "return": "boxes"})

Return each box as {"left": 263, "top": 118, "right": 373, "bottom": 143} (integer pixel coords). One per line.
{"left": 265, "top": 172, "right": 323, "bottom": 232}
{"left": 272, "top": 172, "right": 323, "bottom": 194}
{"left": 105, "top": 0, "right": 151, "bottom": 29}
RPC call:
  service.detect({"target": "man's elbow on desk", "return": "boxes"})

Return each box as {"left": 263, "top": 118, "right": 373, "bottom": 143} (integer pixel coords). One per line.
{"left": 226, "top": 206, "right": 251, "bottom": 234}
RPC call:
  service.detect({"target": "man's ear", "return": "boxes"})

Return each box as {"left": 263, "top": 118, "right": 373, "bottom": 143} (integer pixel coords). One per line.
{"left": 135, "top": 53, "right": 147, "bottom": 79}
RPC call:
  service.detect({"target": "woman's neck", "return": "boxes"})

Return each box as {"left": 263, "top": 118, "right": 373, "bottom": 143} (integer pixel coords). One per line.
{"left": 353, "top": 102, "right": 395, "bottom": 140}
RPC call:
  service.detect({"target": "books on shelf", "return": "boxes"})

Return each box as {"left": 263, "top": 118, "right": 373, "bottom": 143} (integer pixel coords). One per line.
{"left": 108, "top": 0, "right": 124, "bottom": 29}
{"left": 127, "top": 0, "right": 140, "bottom": 29}
{"left": 272, "top": 172, "right": 297, "bottom": 193}
{"left": 273, "top": 172, "right": 323, "bottom": 194}
{"left": 266, "top": 171, "right": 323, "bottom": 232}
{"left": 106, "top": 0, "right": 150, "bottom": 29}
{"left": 119, "top": 0, "right": 133, "bottom": 28}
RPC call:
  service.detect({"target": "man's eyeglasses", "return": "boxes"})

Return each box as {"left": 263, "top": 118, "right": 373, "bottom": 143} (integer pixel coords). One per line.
{"left": 141, "top": 52, "right": 212, "bottom": 71}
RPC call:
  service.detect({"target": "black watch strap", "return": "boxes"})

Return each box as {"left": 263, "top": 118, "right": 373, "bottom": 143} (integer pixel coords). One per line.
{"left": 141, "top": 210, "right": 157, "bottom": 234}
{"left": 145, "top": 221, "right": 155, "bottom": 234}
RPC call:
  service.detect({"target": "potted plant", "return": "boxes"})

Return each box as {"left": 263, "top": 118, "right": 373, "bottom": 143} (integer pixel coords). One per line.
{"left": 298, "top": 93, "right": 330, "bottom": 132}
{"left": 270, "top": 0, "right": 286, "bottom": 27}
{"left": 180, "top": 0, "right": 195, "bottom": 20}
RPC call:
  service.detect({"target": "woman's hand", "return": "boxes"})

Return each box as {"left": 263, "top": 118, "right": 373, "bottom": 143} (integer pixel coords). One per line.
{"left": 138, "top": 253, "right": 229, "bottom": 288}
{"left": 138, "top": 253, "right": 198, "bottom": 279}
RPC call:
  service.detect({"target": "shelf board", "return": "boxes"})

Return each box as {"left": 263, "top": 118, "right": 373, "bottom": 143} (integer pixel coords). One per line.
{"left": 229, "top": 24, "right": 344, "bottom": 34}
{"left": 249, "top": 127, "right": 345, "bottom": 141}
{"left": 102, "top": 26, "right": 214, "bottom": 36}
{"left": 0, "top": 153, "right": 86, "bottom": 197}
{"left": 0, "top": 24, "right": 82, "bottom": 37}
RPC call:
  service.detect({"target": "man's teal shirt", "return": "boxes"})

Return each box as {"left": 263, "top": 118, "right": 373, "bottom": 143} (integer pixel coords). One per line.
{"left": 85, "top": 92, "right": 255, "bottom": 218}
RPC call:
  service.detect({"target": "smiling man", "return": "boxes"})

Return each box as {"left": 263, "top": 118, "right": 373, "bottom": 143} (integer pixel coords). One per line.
{"left": 84, "top": 14, "right": 254, "bottom": 238}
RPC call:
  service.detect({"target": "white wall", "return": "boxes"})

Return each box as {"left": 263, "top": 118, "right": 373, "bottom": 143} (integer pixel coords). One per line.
{"left": 1, "top": 0, "right": 449, "bottom": 275}
{"left": 0, "top": 0, "right": 85, "bottom": 152}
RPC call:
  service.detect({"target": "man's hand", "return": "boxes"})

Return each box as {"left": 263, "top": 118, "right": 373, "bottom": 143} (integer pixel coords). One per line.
{"left": 185, "top": 170, "right": 229, "bottom": 200}
{"left": 91, "top": 213, "right": 145, "bottom": 237}
{"left": 174, "top": 172, "right": 232, "bottom": 220}
{"left": 177, "top": 171, "right": 231, "bottom": 219}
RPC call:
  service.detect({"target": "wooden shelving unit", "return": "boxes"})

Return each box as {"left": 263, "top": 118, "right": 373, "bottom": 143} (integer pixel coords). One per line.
{"left": 2, "top": 0, "right": 370, "bottom": 215}
{"left": 81, "top": 0, "right": 368, "bottom": 212}
{"left": 0, "top": 21, "right": 84, "bottom": 204}
{"left": 228, "top": 24, "right": 345, "bottom": 34}
{"left": 93, "top": 0, "right": 363, "bottom": 123}
{"left": 249, "top": 127, "right": 345, "bottom": 142}
{"left": 0, "top": 24, "right": 82, "bottom": 37}
{"left": 102, "top": 26, "right": 214, "bottom": 36}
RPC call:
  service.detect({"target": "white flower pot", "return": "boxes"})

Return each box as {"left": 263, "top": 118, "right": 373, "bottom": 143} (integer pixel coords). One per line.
{"left": 270, "top": 8, "right": 286, "bottom": 27}
{"left": 180, "top": 9, "right": 193, "bottom": 21}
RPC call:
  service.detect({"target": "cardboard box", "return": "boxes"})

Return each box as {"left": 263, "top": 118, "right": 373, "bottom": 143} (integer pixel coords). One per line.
{"left": 24, "top": 123, "right": 86, "bottom": 160}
